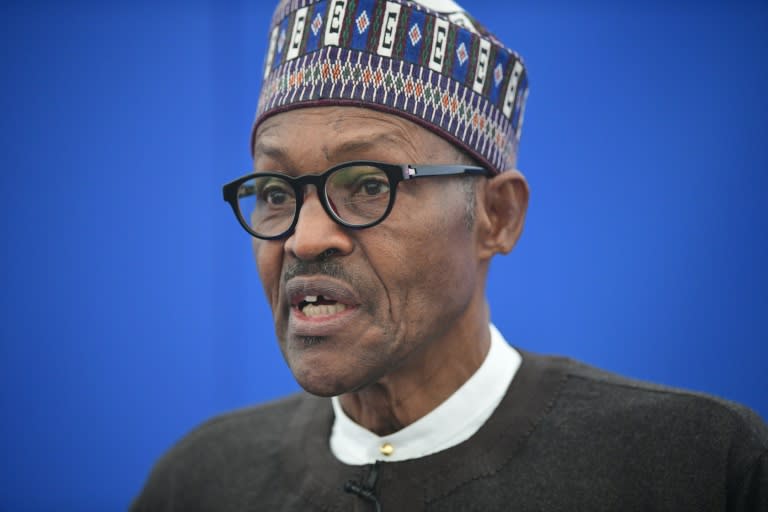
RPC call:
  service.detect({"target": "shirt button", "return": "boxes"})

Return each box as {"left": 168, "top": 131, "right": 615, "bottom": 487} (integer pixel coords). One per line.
{"left": 379, "top": 443, "right": 394, "bottom": 456}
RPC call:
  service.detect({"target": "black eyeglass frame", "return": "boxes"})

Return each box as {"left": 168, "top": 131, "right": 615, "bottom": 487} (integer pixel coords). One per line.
{"left": 222, "top": 160, "right": 490, "bottom": 240}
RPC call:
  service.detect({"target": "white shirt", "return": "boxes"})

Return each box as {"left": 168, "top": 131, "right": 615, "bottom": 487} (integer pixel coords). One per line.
{"left": 330, "top": 324, "right": 521, "bottom": 465}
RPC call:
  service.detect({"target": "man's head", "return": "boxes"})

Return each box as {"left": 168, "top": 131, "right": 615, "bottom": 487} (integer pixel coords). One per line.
{"left": 226, "top": 0, "right": 531, "bottom": 397}
{"left": 250, "top": 106, "right": 527, "bottom": 397}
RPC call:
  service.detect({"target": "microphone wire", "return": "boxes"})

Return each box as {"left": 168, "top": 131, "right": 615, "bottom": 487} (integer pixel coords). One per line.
{"left": 343, "top": 461, "right": 382, "bottom": 512}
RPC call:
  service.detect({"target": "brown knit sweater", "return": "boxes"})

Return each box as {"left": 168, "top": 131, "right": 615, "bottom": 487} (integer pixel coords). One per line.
{"left": 131, "top": 351, "right": 768, "bottom": 511}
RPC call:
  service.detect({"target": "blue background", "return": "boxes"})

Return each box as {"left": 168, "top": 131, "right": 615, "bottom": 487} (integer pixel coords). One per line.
{"left": 1, "top": 0, "right": 766, "bottom": 510}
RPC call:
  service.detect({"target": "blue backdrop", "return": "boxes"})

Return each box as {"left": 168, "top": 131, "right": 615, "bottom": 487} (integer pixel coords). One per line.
{"left": 1, "top": 1, "right": 766, "bottom": 510}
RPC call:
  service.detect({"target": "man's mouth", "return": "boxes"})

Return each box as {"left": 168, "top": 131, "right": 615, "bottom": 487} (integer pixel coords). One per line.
{"left": 285, "top": 277, "right": 361, "bottom": 326}
{"left": 287, "top": 284, "right": 360, "bottom": 335}
{"left": 296, "top": 295, "right": 349, "bottom": 318}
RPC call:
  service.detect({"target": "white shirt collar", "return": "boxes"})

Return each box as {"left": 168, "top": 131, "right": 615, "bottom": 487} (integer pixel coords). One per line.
{"left": 330, "top": 324, "right": 521, "bottom": 465}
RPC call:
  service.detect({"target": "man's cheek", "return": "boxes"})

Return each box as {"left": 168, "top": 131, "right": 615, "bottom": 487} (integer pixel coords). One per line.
{"left": 254, "top": 247, "right": 283, "bottom": 311}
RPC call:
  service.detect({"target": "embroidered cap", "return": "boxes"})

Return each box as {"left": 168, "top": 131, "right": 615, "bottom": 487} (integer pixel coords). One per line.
{"left": 253, "top": 0, "right": 529, "bottom": 174}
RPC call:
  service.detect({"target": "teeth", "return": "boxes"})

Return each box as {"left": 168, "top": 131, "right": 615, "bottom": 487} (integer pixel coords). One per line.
{"left": 304, "top": 295, "right": 318, "bottom": 303}
{"left": 301, "top": 303, "right": 347, "bottom": 317}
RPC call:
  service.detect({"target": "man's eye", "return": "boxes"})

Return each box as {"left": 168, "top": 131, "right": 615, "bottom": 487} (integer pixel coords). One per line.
{"left": 357, "top": 179, "right": 389, "bottom": 197}
{"left": 261, "top": 185, "right": 292, "bottom": 205}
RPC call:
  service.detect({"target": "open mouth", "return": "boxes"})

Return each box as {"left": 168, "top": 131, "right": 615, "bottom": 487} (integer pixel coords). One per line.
{"left": 286, "top": 277, "right": 360, "bottom": 326}
{"left": 296, "top": 295, "right": 349, "bottom": 318}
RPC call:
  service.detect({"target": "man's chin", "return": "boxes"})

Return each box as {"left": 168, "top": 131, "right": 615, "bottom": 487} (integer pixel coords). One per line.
{"left": 282, "top": 349, "right": 350, "bottom": 396}
{"left": 287, "top": 356, "right": 374, "bottom": 397}
{"left": 293, "top": 371, "right": 353, "bottom": 397}
{"left": 279, "top": 329, "right": 389, "bottom": 396}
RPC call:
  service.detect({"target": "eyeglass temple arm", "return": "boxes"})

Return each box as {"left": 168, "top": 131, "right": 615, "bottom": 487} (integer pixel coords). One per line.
{"left": 404, "top": 165, "right": 489, "bottom": 180}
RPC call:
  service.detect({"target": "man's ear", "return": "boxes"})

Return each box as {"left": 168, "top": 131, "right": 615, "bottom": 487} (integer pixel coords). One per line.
{"left": 477, "top": 169, "right": 529, "bottom": 259}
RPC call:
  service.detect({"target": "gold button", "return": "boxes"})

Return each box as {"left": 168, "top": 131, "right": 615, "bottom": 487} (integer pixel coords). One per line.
{"left": 379, "top": 443, "right": 394, "bottom": 456}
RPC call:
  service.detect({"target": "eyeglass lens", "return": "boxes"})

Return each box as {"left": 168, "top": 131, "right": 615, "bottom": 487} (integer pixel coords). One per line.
{"left": 236, "top": 163, "right": 392, "bottom": 238}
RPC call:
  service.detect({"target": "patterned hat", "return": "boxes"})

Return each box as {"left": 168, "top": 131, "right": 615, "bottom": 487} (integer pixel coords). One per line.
{"left": 253, "top": 0, "right": 529, "bottom": 174}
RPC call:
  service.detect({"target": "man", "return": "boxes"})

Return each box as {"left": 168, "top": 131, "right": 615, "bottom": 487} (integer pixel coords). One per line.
{"left": 132, "top": 0, "right": 767, "bottom": 510}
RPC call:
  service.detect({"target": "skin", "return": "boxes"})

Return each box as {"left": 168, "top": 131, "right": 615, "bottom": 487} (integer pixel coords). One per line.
{"left": 252, "top": 106, "right": 529, "bottom": 436}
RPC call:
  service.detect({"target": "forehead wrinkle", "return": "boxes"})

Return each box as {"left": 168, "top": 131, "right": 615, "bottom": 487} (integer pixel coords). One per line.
{"left": 330, "top": 110, "right": 465, "bottom": 163}
{"left": 325, "top": 130, "right": 421, "bottom": 163}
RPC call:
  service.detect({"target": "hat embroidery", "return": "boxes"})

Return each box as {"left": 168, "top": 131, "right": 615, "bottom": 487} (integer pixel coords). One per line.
{"left": 255, "top": 0, "right": 528, "bottom": 173}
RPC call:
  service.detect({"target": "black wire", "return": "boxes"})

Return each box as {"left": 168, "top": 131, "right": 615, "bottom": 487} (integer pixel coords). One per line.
{"left": 343, "top": 461, "right": 382, "bottom": 512}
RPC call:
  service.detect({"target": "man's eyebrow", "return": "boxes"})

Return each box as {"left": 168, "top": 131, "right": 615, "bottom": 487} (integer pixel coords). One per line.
{"left": 252, "top": 141, "right": 289, "bottom": 162}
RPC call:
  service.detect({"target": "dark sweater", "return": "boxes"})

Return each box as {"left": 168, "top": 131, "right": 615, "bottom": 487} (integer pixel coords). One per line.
{"left": 131, "top": 351, "right": 768, "bottom": 511}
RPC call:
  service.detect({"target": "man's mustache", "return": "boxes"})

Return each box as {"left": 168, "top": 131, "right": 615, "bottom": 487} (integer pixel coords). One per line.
{"left": 282, "top": 259, "right": 353, "bottom": 284}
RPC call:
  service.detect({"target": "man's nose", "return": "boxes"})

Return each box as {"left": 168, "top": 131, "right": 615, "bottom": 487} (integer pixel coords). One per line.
{"left": 283, "top": 187, "right": 354, "bottom": 261}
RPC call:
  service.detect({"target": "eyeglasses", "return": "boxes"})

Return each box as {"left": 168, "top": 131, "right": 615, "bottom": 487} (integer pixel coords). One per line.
{"left": 222, "top": 160, "right": 490, "bottom": 240}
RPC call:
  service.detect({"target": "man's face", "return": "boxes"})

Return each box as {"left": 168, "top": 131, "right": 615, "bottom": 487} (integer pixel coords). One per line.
{"left": 252, "top": 106, "right": 483, "bottom": 397}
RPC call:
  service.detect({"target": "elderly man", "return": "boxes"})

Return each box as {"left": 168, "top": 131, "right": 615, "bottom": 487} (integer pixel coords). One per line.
{"left": 132, "top": 0, "right": 767, "bottom": 510}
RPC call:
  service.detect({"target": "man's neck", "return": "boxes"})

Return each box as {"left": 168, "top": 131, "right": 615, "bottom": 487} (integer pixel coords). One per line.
{"left": 337, "top": 305, "right": 491, "bottom": 436}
